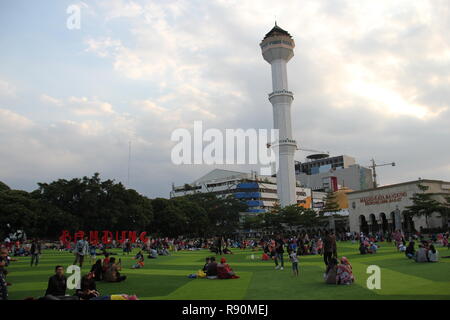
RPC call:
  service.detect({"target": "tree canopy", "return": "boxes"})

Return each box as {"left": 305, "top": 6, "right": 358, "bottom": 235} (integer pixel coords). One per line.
{"left": 404, "top": 183, "right": 447, "bottom": 225}
{"left": 0, "top": 173, "right": 247, "bottom": 240}
{"left": 242, "top": 204, "right": 323, "bottom": 234}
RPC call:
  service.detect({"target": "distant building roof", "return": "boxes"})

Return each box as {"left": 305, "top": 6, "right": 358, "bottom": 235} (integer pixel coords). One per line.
{"left": 192, "top": 169, "right": 247, "bottom": 184}
{"left": 263, "top": 23, "right": 292, "bottom": 40}
{"left": 347, "top": 179, "right": 450, "bottom": 195}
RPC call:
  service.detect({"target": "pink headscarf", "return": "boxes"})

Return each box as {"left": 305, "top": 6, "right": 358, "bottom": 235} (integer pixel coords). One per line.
{"left": 340, "top": 256, "right": 351, "bottom": 267}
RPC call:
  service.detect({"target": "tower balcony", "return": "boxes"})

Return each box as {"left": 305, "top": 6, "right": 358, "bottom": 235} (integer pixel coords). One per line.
{"left": 268, "top": 89, "right": 294, "bottom": 99}
{"left": 270, "top": 138, "right": 298, "bottom": 148}
{"left": 268, "top": 90, "right": 294, "bottom": 104}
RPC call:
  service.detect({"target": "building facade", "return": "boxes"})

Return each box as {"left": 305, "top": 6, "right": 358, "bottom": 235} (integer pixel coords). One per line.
{"left": 296, "top": 154, "right": 356, "bottom": 175}
{"left": 347, "top": 179, "right": 450, "bottom": 234}
{"left": 171, "top": 169, "right": 313, "bottom": 214}
{"left": 296, "top": 155, "right": 373, "bottom": 192}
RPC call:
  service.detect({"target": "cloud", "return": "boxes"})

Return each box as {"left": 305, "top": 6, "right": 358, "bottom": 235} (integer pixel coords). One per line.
{"left": 0, "top": 79, "right": 16, "bottom": 98}
{"left": 85, "top": 37, "right": 123, "bottom": 58}
{"left": 99, "top": 0, "right": 143, "bottom": 20}
{"left": 40, "top": 94, "right": 63, "bottom": 107}
{"left": 67, "top": 96, "right": 115, "bottom": 116}
{"left": 2, "top": 0, "right": 450, "bottom": 197}
{"left": 40, "top": 94, "right": 115, "bottom": 116}
{"left": 0, "top": 108, "right": 33, "bottom": 131}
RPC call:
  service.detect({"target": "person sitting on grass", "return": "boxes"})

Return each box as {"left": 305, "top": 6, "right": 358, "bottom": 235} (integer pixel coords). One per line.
{"left": 75, "top": 272, "right": 100, "bottom": 300}
{"left": 223, "top": 247, "right": 233, "bottom": 254}
{"left": 148, "top": 247, "right": 158, "bottom": 259}
{"left": 104, "top": 257, "right": 127, "bottom": 282}
{"left": 369, "top": 242, "right": 378, "bottom": 254}
{"left": 414, "top": 244, "right": 428, "bottom": 263}
{"left": 324, "top": 257, "right": 338, "bottom": 284}
{"left": 202, "top": 257, "right": 211, "bottom": 272}
{"left": 43, "top": 266, "right": 78, "bottom": 300}
{"left": 359, "top": 242, "right": 368, "bottom": 255}
{"left": 102, "top": 253, "right": 111, "bottom": 273}
{"left": 442, "top": 236, "right": 448, "bottom": 249}
{"left": 428, "top": 244, "right": 439, "bottom": 262}
{"left": 336, "top": 257, "right": 354, "bottom": 285}
{"left": 217, "top": 257, "right": 239, "bottom": 279}
{"left": 405, "top": 241, "right": 415, "bottom": 259}
{"left": 90, "top": 259, "right": 103, "bottom": 281}
{"left": 159, "top": 247, "right": 170, "bottom": 256}
{"left": 132, "top": 253, "right": 145, "bottom": 269}
{"left": 188, "top": 257, "right": 210, "bottom": 278}
{"left": 206, "top": 257, "right": 218, "bottom": 279}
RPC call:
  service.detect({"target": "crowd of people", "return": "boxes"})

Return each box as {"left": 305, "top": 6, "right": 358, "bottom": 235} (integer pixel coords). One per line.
{"left": 42, "top": 264, "right": 137, "bottom": 300}
{"left": 368, "top": 230, "right": 449, "bottom": 262}
{"left": 2, "top": 229, "right": 449, "bottom": 300}
{"left": 402, "top": 241, "right": 440, "bottom": 262}
{"left": 190, "top": 256, "right": 240, "bottom": 280}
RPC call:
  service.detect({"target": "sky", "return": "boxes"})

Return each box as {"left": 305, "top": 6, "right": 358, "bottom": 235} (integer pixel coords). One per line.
{"left": 0, "top": 0, "right": 449, "bottom": 198}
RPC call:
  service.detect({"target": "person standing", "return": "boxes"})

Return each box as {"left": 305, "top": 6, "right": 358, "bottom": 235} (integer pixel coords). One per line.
{"left": 216, "top": 237, "right": 223, "bottom": 255}
{"left": 0, "top": 249, "right": 12, "bottom": 300}
{"left": 289, "top": 250, "right": 299, "bottom": 276}
{"left": 323, "top": 230, "right": 337, "bottom": 266}
{"left": 30, "top": 239, "right": 41, "bottom": 267}
{"left": 73, "top": 236, "right": 89, "bottom": 268}
{"left": 274, "top": 235, "right": 285, "bottom": 270}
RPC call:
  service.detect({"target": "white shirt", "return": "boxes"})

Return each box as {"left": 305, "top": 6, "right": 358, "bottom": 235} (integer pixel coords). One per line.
{"left": 428, "top": 250, "right": 439, "bottom": 262}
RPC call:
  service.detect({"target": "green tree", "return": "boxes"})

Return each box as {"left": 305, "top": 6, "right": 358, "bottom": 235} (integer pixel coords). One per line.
{"left": 33, "top": 173, "right": 153, "bottom": 232}
{"left": 171, "top": 195, "right": 209, "bottom": 237}
{"left": 151, "top": 198, "right": 187, "bottom": 237}
{"left": 0, "top": 181, "right": 10, "bottom": 192}
{"left": 404, "top": 183, "right": 446, "bottom": 227}
{"left": 242, "top": 214, "right": 264, "bottom": 232}
{"left": 279, "top": 205, "right": 303, "bottom": 231}
{"left": 320, "top": 191, "right": 340, "bottom": 215}
{"left": 280, "top": 205, "right": 322, "bottom": 231}
{"left": 0, "top": 189, "right": 41, "bottom": 239}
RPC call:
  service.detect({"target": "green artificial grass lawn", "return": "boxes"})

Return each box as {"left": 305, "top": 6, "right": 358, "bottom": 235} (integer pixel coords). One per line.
{"left": 5, "top": 241, "right": 450, "bottom": 300}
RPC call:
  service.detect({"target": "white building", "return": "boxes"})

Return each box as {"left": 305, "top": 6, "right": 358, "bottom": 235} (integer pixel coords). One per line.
{"left": 171, "top": 169, "right": 313, "bottom": 214}
{"left": 347, "top": 179, "right": 450, "bottom": 234}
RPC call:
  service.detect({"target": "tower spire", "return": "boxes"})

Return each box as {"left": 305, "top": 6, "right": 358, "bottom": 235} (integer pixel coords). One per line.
{"left": 260, "top": 26, "right": 297, "bottom": 208}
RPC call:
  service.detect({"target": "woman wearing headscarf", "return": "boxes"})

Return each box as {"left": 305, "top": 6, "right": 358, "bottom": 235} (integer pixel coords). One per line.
{"left": 217, "top": 257, "right": 239, "bottom": 279}
{"left": 336, "top": 257, "right": 354, "bottom": 285}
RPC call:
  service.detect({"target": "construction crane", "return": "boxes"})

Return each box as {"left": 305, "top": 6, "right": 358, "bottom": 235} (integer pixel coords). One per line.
{"left": 369, "top": 158, "right": 396, "bottom": 189}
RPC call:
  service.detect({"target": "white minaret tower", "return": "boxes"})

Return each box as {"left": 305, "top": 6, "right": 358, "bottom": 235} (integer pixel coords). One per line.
{"left": 260, "top": 23, "right": 297, "bottom": 207}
